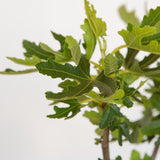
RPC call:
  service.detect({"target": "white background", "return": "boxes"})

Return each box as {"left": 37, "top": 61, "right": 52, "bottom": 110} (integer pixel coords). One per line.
{"left": 0, "top": 0, "right": 160, "bottom": 160}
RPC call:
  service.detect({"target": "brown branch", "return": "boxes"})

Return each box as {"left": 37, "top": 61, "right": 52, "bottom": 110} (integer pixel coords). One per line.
{"left": 101, "top": 127, "right": 110, "bottom": 160}
{"left": 152, "top": 144, "right": 160, "bottom": 159}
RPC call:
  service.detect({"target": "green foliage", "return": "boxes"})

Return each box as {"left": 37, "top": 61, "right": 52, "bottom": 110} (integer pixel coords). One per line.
{"left": 1, "top": 1, "right": 160, "bottom": 160}
{"left": 130, "top": 150, "right": 154, "bottom": 160}
{"left": 130, "top": 150, "right": 141, "bottom": 160}
{"left": 150, "top": 93, "right": 160, "bottom": 111}
{"left": 99, "top": 104, "right": 123, "bottom": 129}
{"left": 83, "top": 110, "right": 102, "bottom": 125}
{"left": 118, "top": 5, "right": 140, "bottom": 26}
{"left": 104, "top": 54, "right": 119, "bottom": 75}
{"left": 47, "top": 99, "right": 81, "bottom": 119}
{"left": 23, "top": 40, "right": 55, "bottom": 60}
{"left": 7, "top": 55, "right": 41, "bottom": 66}
{"left": 119, "top": 26, "right": 160, "bottom": 55}
{"left": 141, "top": 7, "right": 160, "bottom": 28}
{"left": 81, "top": 19, "right": 97, "bottom": 60}
{"left": 84, "top": 0, "right": 107, "bottom": 38}
{"left": 141, "top": 119, "right": 160, "bottom": 136}
{"left": 65, "top": 36, "right": 81, "bottom": 65}
{"left": 0, "top": 68, "right": 37, "bottom": 74}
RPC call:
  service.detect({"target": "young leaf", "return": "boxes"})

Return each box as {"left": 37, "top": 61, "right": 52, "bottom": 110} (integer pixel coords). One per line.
{"left": 115, "top": 51, "right": 125, "bottom": 67}
{"left": 99, "top": 107, "right": 114, "bottom": 129}
{"left": 130, "top": 150, "right": 141, "bottom": 160}
{"left": 119, "top": 26, "right": 160, "bottom": 55}
{"left": 23, "top": 40, "right": 55, "bottom": 60}
{"left": 47, "top": 99, "right": 81, "bottom": 119}
{"left": 88, "top": 101, "right": 99, "bottom": 108}
{"left": 83, "top": 110, "right": 101, "bottom": 125}
{"left": 123, "top": 97, "right": 133, "bottom": 108}
{"left": 118, "top": 5, "right": 140, "bottom": 26}
{"left": 40, "top": 42, "right": 72, "bottom": 63}
{"left": 105, "top": 89, "right": 125, "bottom": 102}
{"left": 99, "top": 104, "right": 122, "bottom": 129}
{"left": 93, "top": 71, "right": 117, "bottom": 97}
{"left": 7, "top": 55, "right": 41, "bottom": 66}
{"left": 118, "top": 128, "right": 123, "bottom": 146}
{"left": 143, "top": 154, "right": 154, "bottom": 160}
{"left": 141, "top": 119, "right": 160, "bottom": 136}
{"left": 65, "top": 36, "right": 81, "bottom": 65}
{"left": 129, "top": 60, "right": 142, "bottom": 73}
{"left": 86, "top": 89, "right": 124, "bottom": 103}
{"left": 110, "top": 104, "right": 122, "bottom": 117}
{"left": 95, "top": 128, "right": 103, "bottom": 136}
{"left": 81, "top": 19, "right": 97, "bottom": 59}
{"left": 141, "top": 7, "right": 160, "bottom": 28}
{"left": 119, "top": 123, "right": 131, "bottom": 141}
{"left": 0, "top": 68, "right": 37, "bottom": 75}
{"left": 104, "top": 54, "right": 118, "bottom": 75}
{"left": 115, "top": 156, "right": 122, "bottom": 160}
{"left": 50, "top": 32, "right": 76, "bottom": 63}
{"left": 84, "top": 0, "right": 107, "bottom": 38}
{"left": 150, "top": 93, "right": 160, "bottom": 111}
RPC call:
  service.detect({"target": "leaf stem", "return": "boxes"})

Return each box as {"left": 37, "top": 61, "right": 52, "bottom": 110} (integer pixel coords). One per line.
{"left": 110, "top": 44, "right": 127, "bottom": 55}
{"left": 97, "top": 37, "right": 105, "bottom": 59}
{"left": 108, "top": 69, "right": 130, "bottom": 78}
{"left": 80, "top": 98, "right": 101, "bottom": 105}
{"left": 90, "top": 60, "right": 103, "bottom": 70}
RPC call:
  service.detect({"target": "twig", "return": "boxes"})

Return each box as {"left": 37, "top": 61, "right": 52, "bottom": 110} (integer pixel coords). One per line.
{"left": 152, "top": 144, "right": 160, "bottom": 159}
{"left": 101, "top": 127, "right": 110, "bottom": 160}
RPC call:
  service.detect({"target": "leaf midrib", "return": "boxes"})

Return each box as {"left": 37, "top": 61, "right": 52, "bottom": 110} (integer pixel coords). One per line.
{"left": 39, "top": 67, "right": 91, "bottom": 81}
{"left": 25, "top": 43, "right": 54, "bottom": 58}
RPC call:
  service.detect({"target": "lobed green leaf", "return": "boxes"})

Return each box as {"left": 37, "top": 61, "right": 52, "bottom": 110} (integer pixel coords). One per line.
{"left": 119, "top": 25, "right": 160, "bottom": 55}
{"left": 23, "top": 40, "right": 55, "bottom": 60}
{"left": 84, "top": 0, "right": 107, "bottom": 38}
{"left": 47, "top": 99, "right": 81, "bottom": 119}
{"left": 141, "top": 7, "right": 160, "bottom": 29}
{"left": 36, "top": 57, "right": 90, "bottom": 81}
{"left": 118, "top": 5, "right": 140, "bottom": 26}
